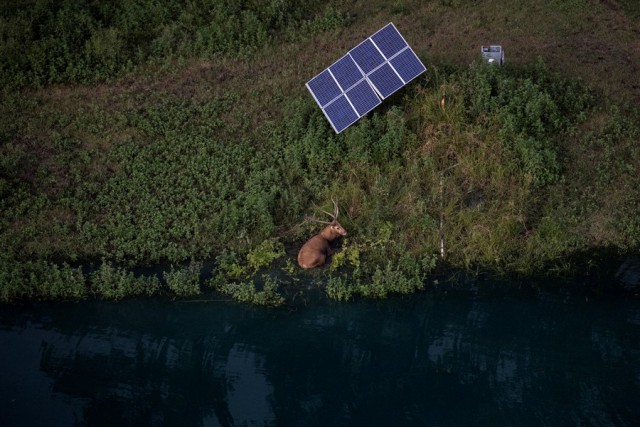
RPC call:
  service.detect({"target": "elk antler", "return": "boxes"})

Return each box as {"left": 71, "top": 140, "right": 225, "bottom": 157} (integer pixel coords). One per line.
{"left": 332, "top": 196, "right": 339, "bottom": 220}
{"left": 308, "top": 197, "right": 340, "bottom": 224}
{"left": 305, "top": 215, "right": 332, "bottom": 225}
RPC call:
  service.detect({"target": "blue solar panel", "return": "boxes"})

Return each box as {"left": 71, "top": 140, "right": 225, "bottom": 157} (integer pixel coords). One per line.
{"left": 368, "top": 64, "right": 404, "bottom": 98}
{"left": 349, "top": 40, "right": 385, "bottom": 74}
{"left": 371, "top": 23, "right": 407, "bottom": 59}
{"left": 346, "top": 80, "right": 381, "bottom": 116}
{"left": 329, "top": 55, "right": 364, "bottom": 91}
{"left": 323, "top": 96, "right": 359, "bottom": 133}
{"left": 306, "top": 22, "right": 426, "bottom": 133}
{"left": 307, "top": 70, "right": 341, "bottom": 107}
{"left": 390, "top": 48, "right": 426, "bottom": 83}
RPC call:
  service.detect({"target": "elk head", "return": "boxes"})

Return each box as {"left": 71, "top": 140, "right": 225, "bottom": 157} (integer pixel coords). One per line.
{"left": 307, "top": 197, "right": 347, "bottom": 240}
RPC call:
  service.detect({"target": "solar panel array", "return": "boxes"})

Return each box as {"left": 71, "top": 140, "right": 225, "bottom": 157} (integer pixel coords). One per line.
{"left": 306, "top": 23, "right": 426, "bottom": 133}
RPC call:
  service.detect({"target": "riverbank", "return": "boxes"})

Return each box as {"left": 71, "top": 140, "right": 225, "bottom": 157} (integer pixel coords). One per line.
{"left": 2, "top": 1, "right": 639, "bottom": 304}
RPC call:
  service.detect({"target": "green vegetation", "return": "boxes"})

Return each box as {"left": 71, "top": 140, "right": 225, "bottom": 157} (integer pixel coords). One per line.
{"left": 163, "top": 261, "right": 202, "bottom": 297}
{"left": 91, "top": 261, "right": 160, "bottom": 300}
{"left": 0, "top": 0, "right": 350, "bottom": 89}
{"left": 1, "top": 1, "right": 639, "bottom": 304}
{"left": 209, "top": 274, "right": 286, "bottom": 307}
{"left": 0, "top": 261, "right": 86, "bottom": 302}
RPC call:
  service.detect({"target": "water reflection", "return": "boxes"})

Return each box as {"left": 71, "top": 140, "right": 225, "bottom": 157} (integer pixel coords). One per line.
{"left": 1, "top": 290, "right": 639, "bottom": 426}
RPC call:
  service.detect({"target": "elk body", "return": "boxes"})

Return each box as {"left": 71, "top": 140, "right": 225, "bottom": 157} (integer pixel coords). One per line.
{"left": 297, "top": 198, "right": 347, "bottom": 269}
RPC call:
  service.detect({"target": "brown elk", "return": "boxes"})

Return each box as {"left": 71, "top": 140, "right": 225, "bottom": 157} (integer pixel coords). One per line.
{"left": 297, "top": 198, "right": 348, "bottom": 269}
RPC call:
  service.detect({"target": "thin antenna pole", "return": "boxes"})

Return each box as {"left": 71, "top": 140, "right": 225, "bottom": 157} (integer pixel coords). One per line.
{"left": 440, "top": 174, "right": 445, "bottom": 259}
{"left": 439, "top": 163, "right": 458, "bottom": 260}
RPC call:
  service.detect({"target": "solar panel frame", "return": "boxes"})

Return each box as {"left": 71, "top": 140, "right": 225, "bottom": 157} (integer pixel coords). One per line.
{"left": 306, "top": 22, "right": 426, "bottom": 133}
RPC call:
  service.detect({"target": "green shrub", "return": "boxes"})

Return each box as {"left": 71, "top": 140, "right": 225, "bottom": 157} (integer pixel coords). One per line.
{"left": 210, "top": 274, "right": 285, "bottom": 307}
{"left": 90, "top": 261, "right": 160, "bottom": 300}
{"left": 326, "top": 274, "right": 353, "bottom": 302}
{"left": 246, "top": 238, "right": 285, "bottom": 272}
{"left": 35, "top": 263, "right": 87, "bottom": 300}
{"left": 0, "top": 260, "right": 87, "bottom": 302}
{"left": 163, "top": 261, "right": 202, "bottom": 297}
{"left": 90, "top": 262, "right": 130, "bottom": 300}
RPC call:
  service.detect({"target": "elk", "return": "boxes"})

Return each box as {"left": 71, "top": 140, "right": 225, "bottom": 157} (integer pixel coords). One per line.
{"left": 297, "top": 197, "right": 348, "bottom": 269}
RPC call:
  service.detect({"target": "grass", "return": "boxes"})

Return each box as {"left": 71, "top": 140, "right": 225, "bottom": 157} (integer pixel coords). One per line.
{"left": 1, "top": 0, "right": 639, "bottom": 303}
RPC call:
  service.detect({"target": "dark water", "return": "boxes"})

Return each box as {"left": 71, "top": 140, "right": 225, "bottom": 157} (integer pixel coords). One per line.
{"left": 1, "top": 282, "right": 639, "bottom": 426}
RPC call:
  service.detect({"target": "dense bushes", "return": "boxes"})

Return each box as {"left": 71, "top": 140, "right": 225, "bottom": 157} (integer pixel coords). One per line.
{"left": 460, "top": 61, "right": 592, "bottom": 186}
{"left": 0, "top": 0, "right": 350, "bottom": 88}
{"left": 0, "top": 260, "right": 86, "bottom": 302}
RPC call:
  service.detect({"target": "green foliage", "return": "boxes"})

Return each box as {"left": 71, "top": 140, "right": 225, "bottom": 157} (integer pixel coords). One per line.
{"left": 0, "top": 0, "right": 351, "bottom": 88}
{"left": 210, "top": 274, "right": 285, "bottom": 307}
{"left": 325, "top": 253, "right": 435, "bottom": 302}
{"left": 163, "top": 261, "right": 202, "bottom": 297}
{"left": 215, "top": 251, "right": 248, "bottom": 280}
{"left": 326, "top": 230, "right": 437, "bottom": 301}
{"left": 209, "top": 238, "right": 285, "bottom": 306}
{"left": 459, "top": 61, "right": 578, "bottom": 186}
{"left": 91, "top": 261, "right": 160, "bottom": 300}
{"left": 553, "top": 104, "right": 640, "bottom": 252}
{"left": 285, "top": 5, "right": 352, "bottom": 41}
{"left": 213, "top": 238, "right": 284, "bottom": 286}
{"left": 0, "top": 260, "right": 87, "bottom": 302}
{"left": 358, "top": 261, "right": 425, "bottom": 299}
{"left": 246, "top": 238, "right": 285, "bottom": 272}
{"left": 325, "top": 274, "right": 353, "bottom": 302}
{"left": 35, "top": 262, "right": 87, "bottom": 300}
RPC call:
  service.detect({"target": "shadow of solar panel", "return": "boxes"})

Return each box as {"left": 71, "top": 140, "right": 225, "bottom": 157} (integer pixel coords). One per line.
{"left": 324, "top": 96, "right": 359, "bottom": 133}
{"left": 371, "top": 23, "right": 407, "bottom": 59}
{"left": 346, "top": 80, "right": 381, "bottom": 116}
{"left": 349, "top": 40, "right": 385, "bottom": 74}
{"left": 329, "top": 55, "right": 364, "bottom": 91}
{"left": 390, "top": 48, "right": 426, "bottom": 83}
{"left": 368, "top": 64, "right": 404, "bottom": 98}
{"left": 307, "top": 70, "right": 341, "bottom": 107}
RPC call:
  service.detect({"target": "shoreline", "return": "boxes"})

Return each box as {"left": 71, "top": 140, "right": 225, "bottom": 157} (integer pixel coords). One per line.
{"left": 2, "top": 248, "right": 638, "bottom": 306}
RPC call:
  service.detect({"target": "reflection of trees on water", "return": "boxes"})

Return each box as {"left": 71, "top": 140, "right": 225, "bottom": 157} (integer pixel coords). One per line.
{"left": 36, "top": 301, "right": 274, "bottom": 426}
{"left": 16, "top": 292, "right": 640, "bottom": 425}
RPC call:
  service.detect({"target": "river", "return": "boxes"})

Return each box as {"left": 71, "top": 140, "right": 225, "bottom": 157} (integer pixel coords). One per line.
{"left": 1, "top": 278, "right": 639, "bottom": 426}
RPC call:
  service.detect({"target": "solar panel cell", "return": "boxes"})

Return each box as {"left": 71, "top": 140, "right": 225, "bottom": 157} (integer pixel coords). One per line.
{"left": 390, "top": 48, "right": 426, "bottom": 84}
{"left": 346, "top": 80, "right": 381, "bottom": 116}
{"left": 323, "top": 96, "right": 359, "bottom": 133}
{"left": 371, "top": 23, "right": 407, "bottom": 59}
{"left": 329, "top": 55, "right": 364, "bottom": 91}
{"left": 307, "top": 70, "right": 342, "bottom": 107}
{"left": 349, "top": 40, "right": 385, "bottom": 74}
{"left": 368, "top": 64, "right": 404, "bottom": 98}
